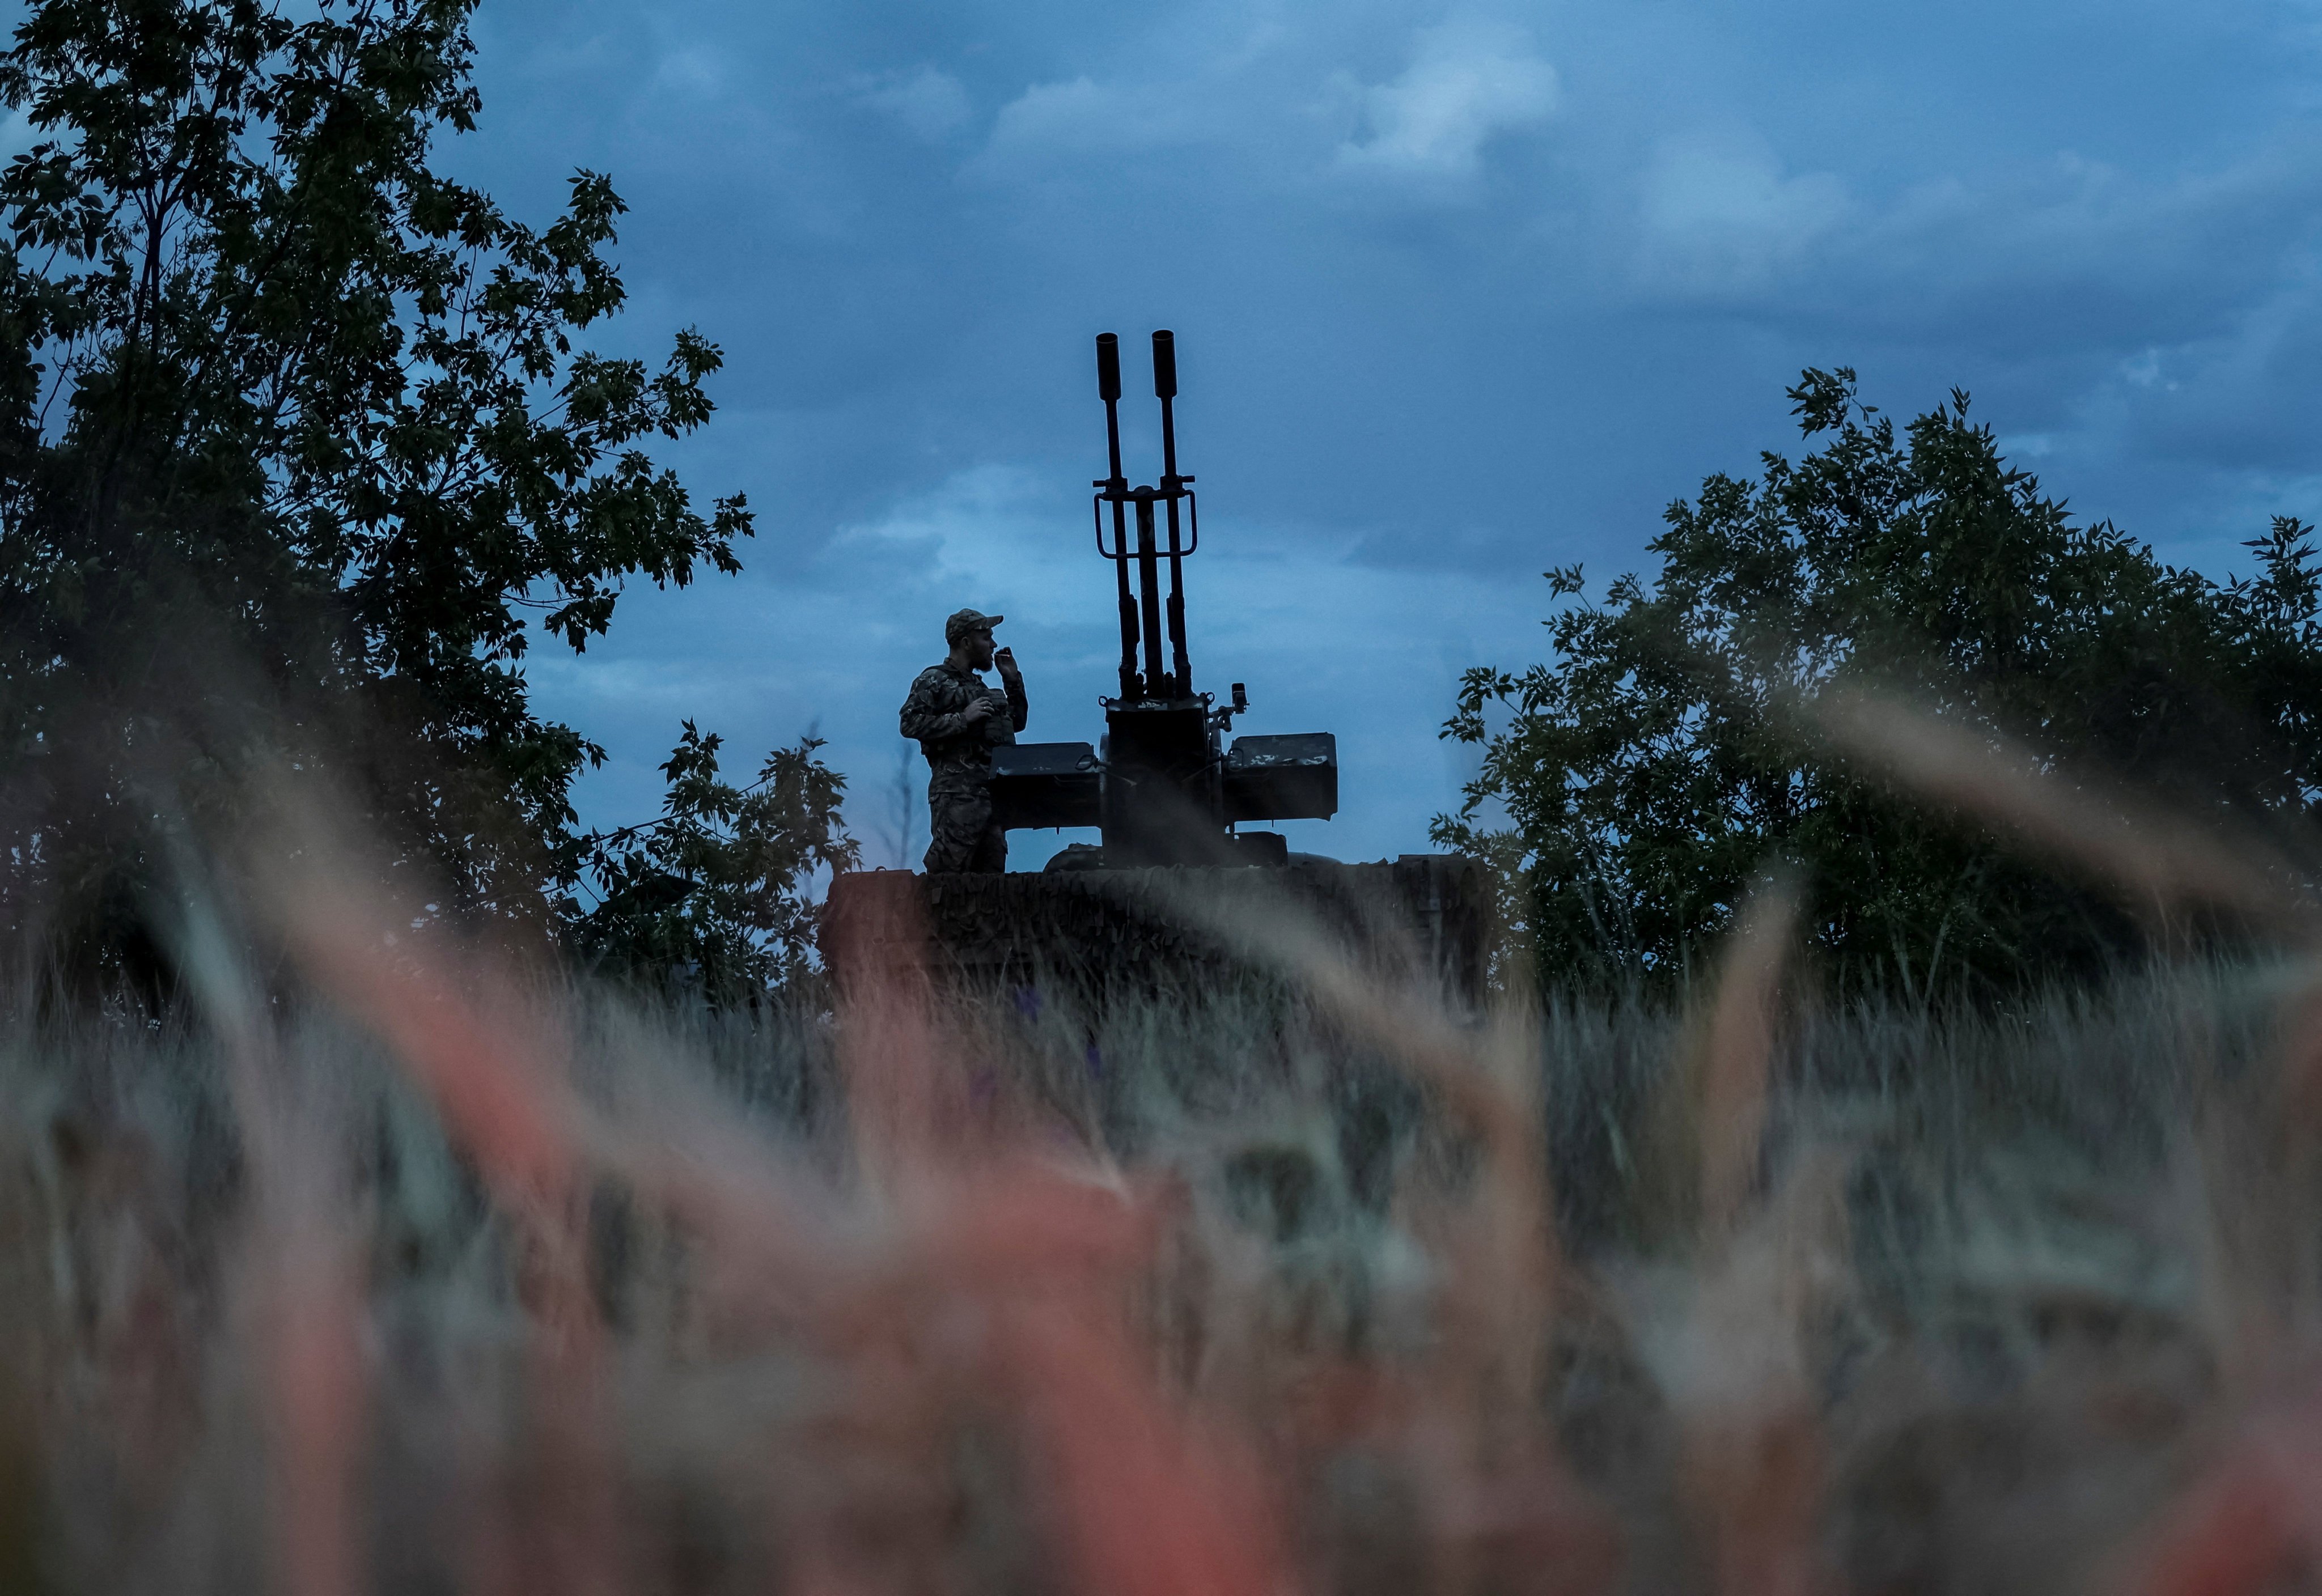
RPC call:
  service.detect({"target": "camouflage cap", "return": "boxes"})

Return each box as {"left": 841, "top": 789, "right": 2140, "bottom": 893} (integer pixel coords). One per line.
{"left": 944, "top": 607, "right": 1005, "bottom": 644}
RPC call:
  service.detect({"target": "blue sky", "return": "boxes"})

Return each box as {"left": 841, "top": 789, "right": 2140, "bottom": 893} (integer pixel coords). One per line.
{"left": 443, "top": 0, "right": 2322, "bottom": 867}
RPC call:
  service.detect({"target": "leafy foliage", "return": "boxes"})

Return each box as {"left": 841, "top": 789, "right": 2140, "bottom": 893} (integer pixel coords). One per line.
{"left": 0, "top": 0, "right": 781, "bottom": 983}
{"left": 573, "top": 725, "right": 859, "bottom": 1005}
{"left": 1435, "top": 368, "right": 2322, "bottom": 996}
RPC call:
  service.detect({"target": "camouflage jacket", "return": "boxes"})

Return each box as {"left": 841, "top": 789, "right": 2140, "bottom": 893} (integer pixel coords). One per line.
{"left": 900, "top": 661, "right": 1028, "bottom": 789}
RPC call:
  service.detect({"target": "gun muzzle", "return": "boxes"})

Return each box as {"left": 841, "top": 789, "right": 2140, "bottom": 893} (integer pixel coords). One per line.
{"left": 1096, "top": 332, "right": 1122, "bottom": 402}
{"left": 1151, "top": 329, "right": 1176, "bottom": 399}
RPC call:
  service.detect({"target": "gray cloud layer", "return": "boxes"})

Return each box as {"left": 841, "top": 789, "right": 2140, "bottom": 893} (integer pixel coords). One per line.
{"left": 436, "top": 0, "right": 2322, "bottom": 863}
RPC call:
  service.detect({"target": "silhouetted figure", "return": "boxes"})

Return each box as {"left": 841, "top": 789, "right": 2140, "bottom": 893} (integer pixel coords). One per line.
{"left": 899, "top": 608, "right": 1027, "bottom": 873}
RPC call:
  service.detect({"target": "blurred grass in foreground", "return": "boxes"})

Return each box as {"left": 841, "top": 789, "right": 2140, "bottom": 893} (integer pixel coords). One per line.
{"left": 2, "top": 906, "right": 2317, "bottom": 1596}
{"left": 3, "top": 689, "right": 2320, "bottom": 1596}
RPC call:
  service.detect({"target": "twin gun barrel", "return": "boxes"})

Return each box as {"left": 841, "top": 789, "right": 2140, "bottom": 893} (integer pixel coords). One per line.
{"left": 984, "top": 331, "right": 1338, "bottom": 868}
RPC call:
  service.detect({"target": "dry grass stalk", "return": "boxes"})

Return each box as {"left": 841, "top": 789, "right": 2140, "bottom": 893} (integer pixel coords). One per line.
{"left": 15, "top": 701, "right": 2322, "bottom": 1594}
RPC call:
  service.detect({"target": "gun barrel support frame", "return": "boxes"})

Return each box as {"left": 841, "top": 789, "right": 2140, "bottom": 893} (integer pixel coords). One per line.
{"left": 990, "top": 330, "right": 1338, "bottom": 867}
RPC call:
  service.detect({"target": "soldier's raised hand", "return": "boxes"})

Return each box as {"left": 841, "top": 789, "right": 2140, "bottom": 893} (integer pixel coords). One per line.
{"left": 994, "top": 646, "right": 1020, "bottom": 680}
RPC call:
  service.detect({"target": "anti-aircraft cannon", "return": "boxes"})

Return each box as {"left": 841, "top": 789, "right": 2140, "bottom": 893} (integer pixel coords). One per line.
{"left": 823, "top": 331, "right": 1485, "bottom": 1009}
{"left": 985, "top": 330, "right": 1338, "bottom": 868}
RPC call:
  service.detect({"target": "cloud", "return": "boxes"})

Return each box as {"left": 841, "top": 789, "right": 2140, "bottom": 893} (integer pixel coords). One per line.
{"left": 1635, "top": 137, "right": 1850, "bottom": 291}
{"left": 820, "top": 464, "right": 1095, "bottom": 627}
{"left": 650, "top": 44, "right": 730, "bottom": 97}
{"left": 969, "top": 15, "right": 1560, "bottom": 191}
{"left": 1613, "top": 130, "right": 2322, "bottom": 409}
{"left": 476, "top": 0, "right": 2322, "bottom": 863}
{"left": 978, "top": 74, "right": 1205, "bottom": 166}
{"left": 856, "top": 66, "right": 973, "bottom": 142}
{"left": 1336, "top": 20, "right": 1558, "bottom": 176}
{"left": 2104, "top": 285, "right": 2322, "bottom": 471}
{"left": 1858, "top": 147, "right": 2322, "bottom": 345}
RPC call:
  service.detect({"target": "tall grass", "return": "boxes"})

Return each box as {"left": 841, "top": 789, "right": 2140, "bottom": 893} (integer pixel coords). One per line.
{"left": 3, "top": 899, "right": 2316, "bottom": 1596}
{"left": 10, "top": 687, "right": 2322, "bottom": 1596}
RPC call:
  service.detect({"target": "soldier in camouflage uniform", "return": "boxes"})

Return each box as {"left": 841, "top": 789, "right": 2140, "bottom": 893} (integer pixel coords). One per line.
{"left": 899, "top": 608, "right": 1028, "bottom": 873}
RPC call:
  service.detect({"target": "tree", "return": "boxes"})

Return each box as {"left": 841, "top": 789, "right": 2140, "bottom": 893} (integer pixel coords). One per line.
{"left": 1435, "top": 369, "right": 2322, "bottom": 997}
{"left": 0, "top": 0, "right": 776, "bottom": 982}
{"left": 573, "top": 725, "right": 858, "bottom": 1006}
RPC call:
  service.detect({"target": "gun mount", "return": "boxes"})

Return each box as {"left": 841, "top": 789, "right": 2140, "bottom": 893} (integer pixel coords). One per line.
{"left": 824, "top": 331, "right": 1483, "bottom": 1013}
{"left": 987, "top": 330, "right": 1338, "bottom": 867}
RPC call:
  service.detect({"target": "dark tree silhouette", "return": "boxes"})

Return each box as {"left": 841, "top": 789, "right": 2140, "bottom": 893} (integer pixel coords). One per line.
{"left": 1438, "top": 368, "right": 2322, "bottom": 996}
{"left": 0, "top": 0, "right": 846, "bottom": 998}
